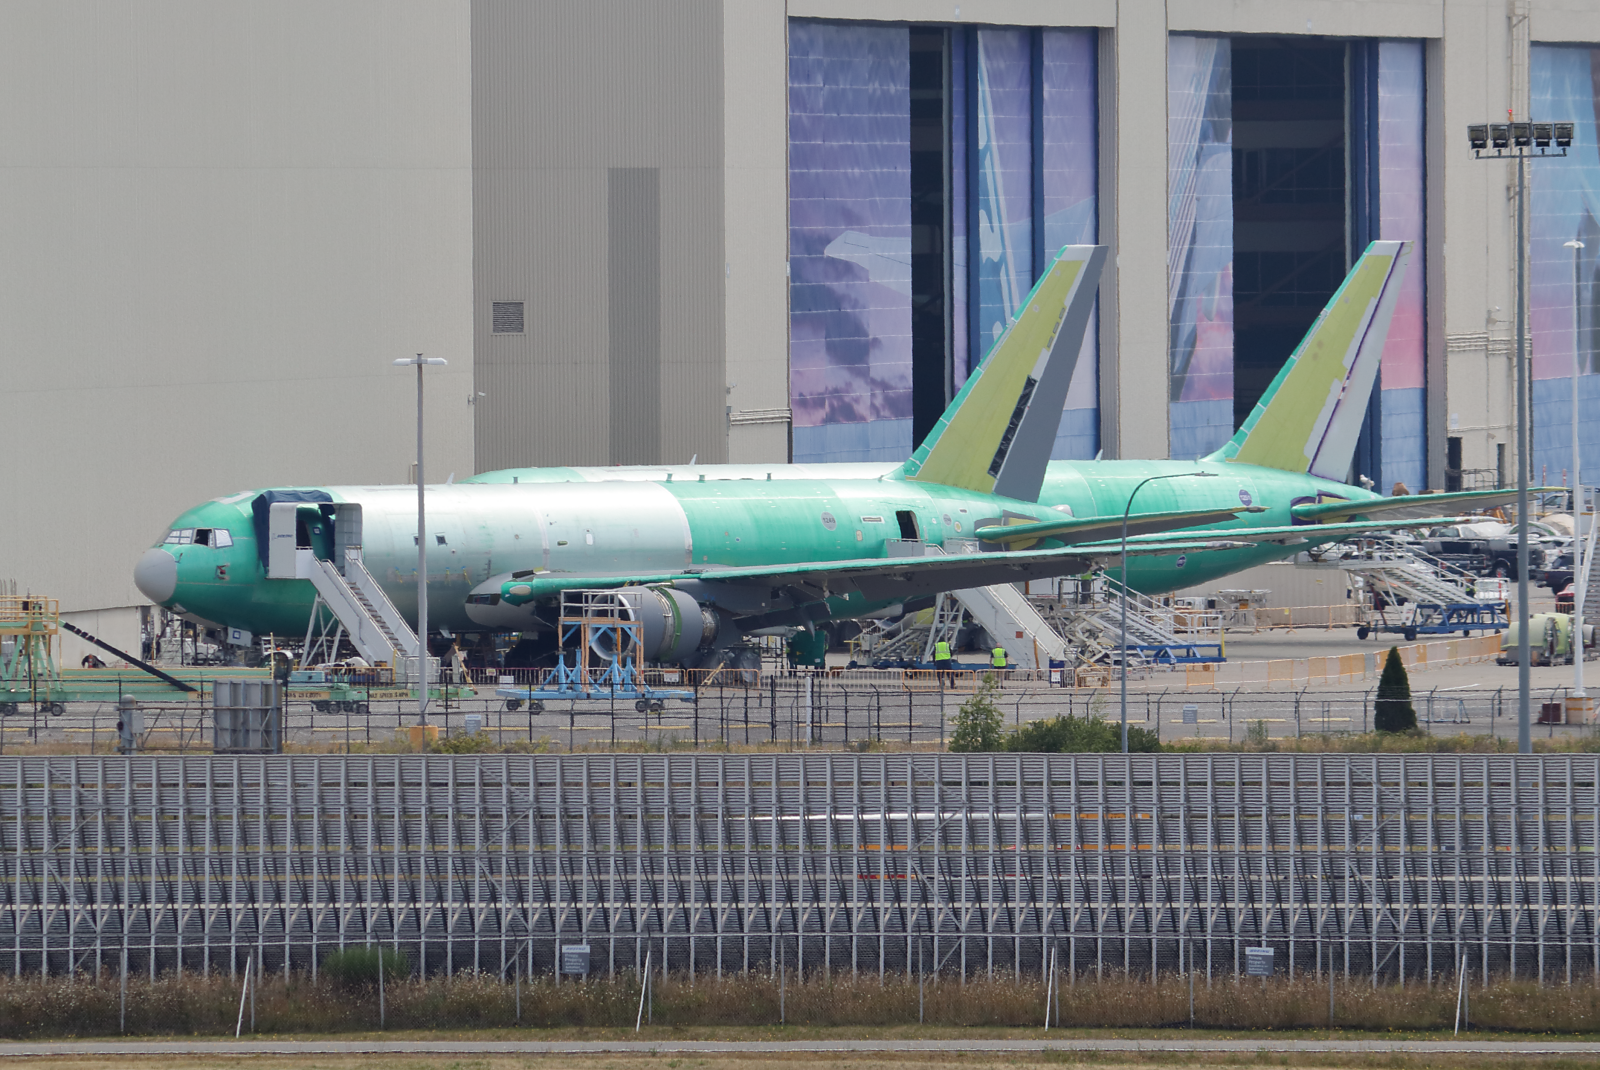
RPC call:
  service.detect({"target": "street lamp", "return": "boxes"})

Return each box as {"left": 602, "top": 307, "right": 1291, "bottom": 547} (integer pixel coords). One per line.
{"left": 1467, "top": 118, "right": 1573, "bottom": 753}
{"left": 1119, "top": 470, "right": 1219, "bottom": 752}
{"left": 1565, "top": 239, "right": 1588, "bottom": 707}
{"left": 394, "top": 354, "right": 448, "bottom": 725}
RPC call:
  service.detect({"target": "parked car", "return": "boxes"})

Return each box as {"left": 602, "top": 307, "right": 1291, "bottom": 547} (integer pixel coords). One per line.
{"left": 1541, "top": 550, "right": 1575, "bottom": 592}
{"left": 1419, "top": 529, "right": 1547, "bottom": 580}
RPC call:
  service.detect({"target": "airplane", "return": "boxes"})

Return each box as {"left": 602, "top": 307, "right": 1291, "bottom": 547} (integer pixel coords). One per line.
{"left": 134, "top": 239, "right": 1527, "bottom": 670}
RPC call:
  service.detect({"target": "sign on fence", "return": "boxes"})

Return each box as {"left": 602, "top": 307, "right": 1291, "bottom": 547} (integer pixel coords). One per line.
{"left": 1182, "top": 704, "right": 1198, "bottom": 724}
{"left": 561, "top": 943, "right": 591, "bottom": 975}
{"left": 1245, "top": 947, "right": 1274, "bottom": 977}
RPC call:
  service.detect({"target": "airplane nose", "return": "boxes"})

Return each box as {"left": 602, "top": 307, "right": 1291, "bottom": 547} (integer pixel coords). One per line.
{"left": 134, "top": 548, "right": 178, "bottom": 603}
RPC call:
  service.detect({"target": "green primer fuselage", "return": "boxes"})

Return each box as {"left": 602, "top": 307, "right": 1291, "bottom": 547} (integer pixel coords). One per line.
{"left": 149, "top": 459, "right": 1375, "bottom": 638}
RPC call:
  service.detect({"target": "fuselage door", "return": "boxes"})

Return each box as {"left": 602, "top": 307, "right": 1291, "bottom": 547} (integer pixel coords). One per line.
{"left": 267, "top": 503, "right": 298, "bottom": 578}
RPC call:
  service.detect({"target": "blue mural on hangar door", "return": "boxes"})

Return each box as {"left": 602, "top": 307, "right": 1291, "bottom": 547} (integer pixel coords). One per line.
{"left": 788, "top": 20, "right": 1099, "bottom": 463}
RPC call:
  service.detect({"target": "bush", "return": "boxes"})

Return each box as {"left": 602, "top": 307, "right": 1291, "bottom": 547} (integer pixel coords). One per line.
{"left": 1374, "top": 646, "right": 1417, "bottom": 732}
{"left": 431, "top": 731, "right": 501, "bottom": 754}
{"left": 949, "top": 675, "right": 1005, "bottom": 751}
{"left": 1006, "top": 712, "right": 1161, "bottom": 753}
{"left": 319, "top": 946, "right": 409, "bottom": 989}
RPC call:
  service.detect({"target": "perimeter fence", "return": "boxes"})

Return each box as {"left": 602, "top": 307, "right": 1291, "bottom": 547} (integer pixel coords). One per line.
{"left": 5, "top": 753, "right": 1599, "bottom": 987}
{"left": 8, "top": 679, "right": 1586, "bottom": 751}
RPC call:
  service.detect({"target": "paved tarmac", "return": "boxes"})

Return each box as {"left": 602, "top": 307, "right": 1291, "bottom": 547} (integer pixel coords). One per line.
{"left": 6, "top": 1036, "right": 1600, "bottom": 1057}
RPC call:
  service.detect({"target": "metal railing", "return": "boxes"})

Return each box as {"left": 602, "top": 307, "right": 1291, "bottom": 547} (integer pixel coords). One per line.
{"left": 5, "top": 681, "right": 1592, "bottom": 753}
{"left": 5, "top": 753, "right": 1599, "bottom": 986}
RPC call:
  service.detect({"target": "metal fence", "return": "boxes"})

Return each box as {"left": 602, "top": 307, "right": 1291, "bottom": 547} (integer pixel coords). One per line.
{"left": 4, "top": 753, "right": 1598, "bottom": 986}
{"left": 7, "top": 679, "right": 1589, "bottom": 751}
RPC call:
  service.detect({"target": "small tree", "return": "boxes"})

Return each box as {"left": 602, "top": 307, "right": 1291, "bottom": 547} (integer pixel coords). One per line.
{"left": 1374, "top": 646, "right": 1417, "bottom": 732}
{"left": 949, "top": 674, "right": 1005, "bottom": 751}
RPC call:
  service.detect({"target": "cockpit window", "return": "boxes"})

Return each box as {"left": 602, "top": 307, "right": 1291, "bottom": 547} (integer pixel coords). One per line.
{"left": 166, "top": 527, "right": 232, "bottom": 547}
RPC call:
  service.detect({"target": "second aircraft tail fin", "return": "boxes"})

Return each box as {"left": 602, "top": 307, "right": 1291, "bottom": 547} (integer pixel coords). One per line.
{"left": 1211, "top": 239, "right": 1413, "bottom": 478}
{"left": 901, "top": 244, "right": 1105, "bottom": 502}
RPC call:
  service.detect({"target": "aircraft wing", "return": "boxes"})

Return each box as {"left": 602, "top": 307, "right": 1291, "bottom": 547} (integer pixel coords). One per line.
{"left": 489, "top": 537, "right": 1255, "bottom": 609}
{"left": 1290, "top": 488, "right": 1566, "bottom": 524}
{"left": 973, "top": 506, "right": 1263, "bottom": 546}
{"left": 1071, "top": 516, "right": 1473, "bottom": 553}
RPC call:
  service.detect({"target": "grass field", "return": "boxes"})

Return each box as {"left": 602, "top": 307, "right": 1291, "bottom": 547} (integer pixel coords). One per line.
{"left": 5, "top": 970, "right": 1600, "bottom": 1040}
{"left": 11, "top": 1045, "right": 1600, "bottom": 1070}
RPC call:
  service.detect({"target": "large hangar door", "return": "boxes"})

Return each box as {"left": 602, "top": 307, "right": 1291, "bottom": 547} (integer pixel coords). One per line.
{"left": 1230, "top": 38, "right": 1349, "bottom": 433}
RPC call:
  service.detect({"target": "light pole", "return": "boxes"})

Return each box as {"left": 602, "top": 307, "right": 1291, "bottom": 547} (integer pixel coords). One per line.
{"left": 1467, "top": 119, "right": 1573, "bottom": 752}
{"left": 1566, "top": 239, "right": 1587, "bottom": 705}
{"left": 1119, "top": 470, "right": 1218, "bottom": 752}
{"left": 394, "top": 354, "right": 448, "bottom": 725}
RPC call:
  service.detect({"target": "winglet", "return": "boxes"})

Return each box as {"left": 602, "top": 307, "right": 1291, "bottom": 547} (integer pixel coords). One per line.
{"left": 901, "top": 245, "right": 1106, "bottom": 501}
{"left": 1211, "top": 240, "right": 1412, "bottom": 477}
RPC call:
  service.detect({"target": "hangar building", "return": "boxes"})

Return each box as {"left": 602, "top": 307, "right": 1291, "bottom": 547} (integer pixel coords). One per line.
{"left": 1, "top": 0, "right": 1597, "bottom": 654}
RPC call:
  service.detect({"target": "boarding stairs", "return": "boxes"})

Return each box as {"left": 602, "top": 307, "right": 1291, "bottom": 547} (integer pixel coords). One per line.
{"left": 945, "top": 571, "right": 1069, "bottom": 671}
{"left": 1582, "top": 529, "right": 1600, "bottom": 632}
{"left": 919, "top": 592, "right": 967, "bottom": 663}
{"left": 1034, "top": 576, "right": 1224, "bottom": 667}
{"left": 856, "top": 611, "right": 929, "bottom": 663}
{"left": 305, "top": 549, "right": 424, "bottom": 680}
{"left": 1340, "top": 543, "right": 1489, "bottom": 607}
{"left": 855, "top": 548, "right": 1068, "bottom": 670}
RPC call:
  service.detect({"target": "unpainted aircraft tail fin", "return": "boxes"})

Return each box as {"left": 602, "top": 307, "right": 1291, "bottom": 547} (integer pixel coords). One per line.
{"left": 1209, "top": 239, "right": 1412, "bottom": 477}
{"left": 900, "top": 245, "right": 1105, "bottom": 501}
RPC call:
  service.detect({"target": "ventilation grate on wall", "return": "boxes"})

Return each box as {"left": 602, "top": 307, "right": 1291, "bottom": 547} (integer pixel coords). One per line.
{"left": 492, "top": 301, "right": 525, "bottom": 334}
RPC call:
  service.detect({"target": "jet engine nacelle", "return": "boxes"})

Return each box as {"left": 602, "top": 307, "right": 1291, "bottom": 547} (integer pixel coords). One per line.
{"left": 591, "top": 587, "right": 722, "bottom": 664}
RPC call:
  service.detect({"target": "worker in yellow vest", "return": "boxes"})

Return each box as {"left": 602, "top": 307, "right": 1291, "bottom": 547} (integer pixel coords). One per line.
{"left": 934, "top": 638, "right": 953, "bottom": 686}
{"left": 990, "top": 645, "right": 1008, "bottom": 685}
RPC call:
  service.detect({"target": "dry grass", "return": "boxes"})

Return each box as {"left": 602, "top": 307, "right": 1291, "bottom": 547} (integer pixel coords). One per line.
{"left": 1163, "top": 731, "right": 1600, "bottom": 754}
{"left": 14, "top": 1057, "right": 1600, "bottom": 1070}
{"left": 3, "top": 969, "right": 1600, "bottom": 1040}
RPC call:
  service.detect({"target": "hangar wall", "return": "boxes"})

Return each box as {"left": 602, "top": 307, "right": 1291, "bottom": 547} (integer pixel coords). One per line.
{"left": 9, "top": 0, "right": 1600, "bottom": 634}
{"left": 0, "top": 1, "right": 476, "bottom": 618}
{"left": 470, "top": 0, "right": 728, "bottom": 472}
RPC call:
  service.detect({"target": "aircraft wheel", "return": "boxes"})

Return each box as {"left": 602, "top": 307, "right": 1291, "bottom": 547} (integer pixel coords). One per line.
{"left": 1356, "top": 627, "right": 1370, "bottom": 640}
{"left": 1404, "top": 627, "right": 1418, "bottom": 642}
{"left": 635, "top": 699, "right": 650, "bottom": 713}
{"left": 505, "top": 699, "right": 523, "bottom": 712}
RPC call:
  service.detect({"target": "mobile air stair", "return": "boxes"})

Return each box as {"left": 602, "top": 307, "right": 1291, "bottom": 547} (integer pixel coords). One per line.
{"left": 304, "top": 549, "right": 425, "bottom": 680}
{"left": 1339, "top": 542, "right": 1488, "bottom": 607}
{"left": 1034, "top": 575, "right": 1225, "bottom": 667}
{"left": 262, "top": 499, "right": 429, "bottom": 683}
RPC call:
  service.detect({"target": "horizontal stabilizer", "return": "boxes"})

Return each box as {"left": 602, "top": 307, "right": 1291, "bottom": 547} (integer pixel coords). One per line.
{"left": 973, "top": 506, "right": 1264, "bottom": 546}
{"left": 1292, "top": 488, "right": 1566, "bottom": 524}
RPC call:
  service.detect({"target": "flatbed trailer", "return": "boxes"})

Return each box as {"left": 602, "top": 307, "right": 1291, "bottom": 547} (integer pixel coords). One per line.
{"left": 1357, "top": 601, "right": 1508, "bottom": 642}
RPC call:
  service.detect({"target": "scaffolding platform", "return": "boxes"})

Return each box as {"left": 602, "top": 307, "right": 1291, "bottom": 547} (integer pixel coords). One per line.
{"left": 496, "top": 590, "right": 695, "bottom": 711}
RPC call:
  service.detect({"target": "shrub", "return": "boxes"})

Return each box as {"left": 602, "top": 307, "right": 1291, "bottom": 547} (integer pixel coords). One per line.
{"left": 1006, "top": 712, "right": 1160, "bottom": 753}
{"left": 949, "top": 675, "right": 1005, "bottom": 751}
{"left": 431, "top": 731, "right": 500, "bottom": 754}
{"left": 1374, "top": 646, "right": 1417, "bottom": 732}
{"left": 319, "top": 946, "right": 409, "bottom": 989}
